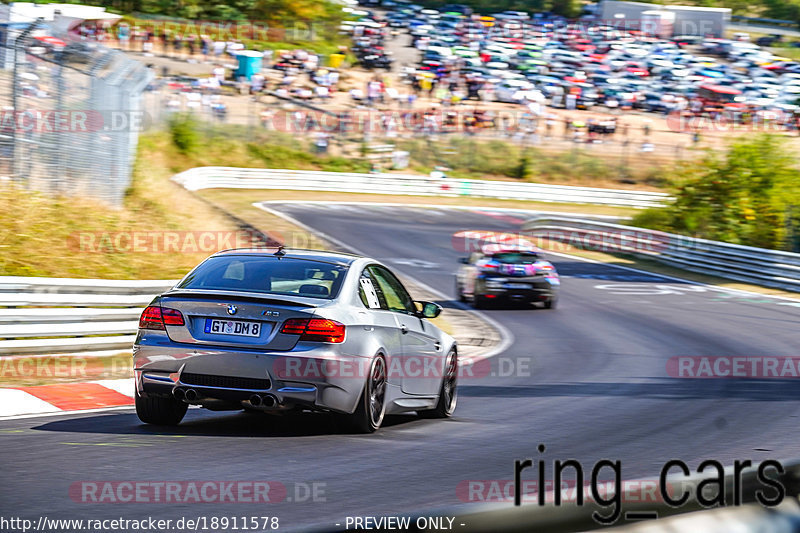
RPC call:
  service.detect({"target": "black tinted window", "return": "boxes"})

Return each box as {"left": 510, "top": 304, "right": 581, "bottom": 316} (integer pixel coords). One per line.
{"left": 368, "top": 266, "right": 416, "bottom": 314}
{"left": 177, "top": 256, "right": 347, "bottom": 299}
{"left": 490, "top": 252, "right": 540, "bottom": 264}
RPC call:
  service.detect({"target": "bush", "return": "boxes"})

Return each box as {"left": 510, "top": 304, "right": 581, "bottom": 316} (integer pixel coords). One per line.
{"left": 513, "top": 154, "right": 532, "bottom": 180}
{"left": 630, "top": 207, "right": 674, "bottom": 231}
{"left": 168, "top": 113, "right": 200, "bottom": 154}
{"left": 632, "top": 135, "right": 800, "bottom": 251}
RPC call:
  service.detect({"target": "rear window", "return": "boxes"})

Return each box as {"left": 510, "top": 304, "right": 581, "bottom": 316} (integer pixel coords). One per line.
{"left": 177, "top": 256, "right": 348, "bottom": 299}
{"left": 490, "top": 252, "right": 540, "bottom": 264}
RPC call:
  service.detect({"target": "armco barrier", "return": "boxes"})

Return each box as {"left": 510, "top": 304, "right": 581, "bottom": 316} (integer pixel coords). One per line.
{"left": 7, "top": 215, "right": 799, "bottom": 356}
{"left": 0, "top": 277, "right": 175, "bottom": 355}
{"left": 171, "top": 167, "right": 670, "bottom": 209}
{"left": 521, "top": 216, "right": 800, "bottom": 293}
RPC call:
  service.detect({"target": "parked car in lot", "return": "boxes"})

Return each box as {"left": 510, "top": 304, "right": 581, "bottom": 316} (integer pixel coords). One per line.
{"left": 134, "top": 248, "right": 458, "bottom": 433}
{"left": 384, "top": 4, "right": 800, "bottom": 120}
{"left": 455, "top": 243, "right": 560, "bottom": 309}
{"left": 494, "top": 79, "right": 543, "bottom": 103}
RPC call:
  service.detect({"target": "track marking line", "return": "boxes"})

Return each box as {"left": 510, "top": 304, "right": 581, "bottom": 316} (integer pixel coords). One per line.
{"left": 261, "top": 200, "right": 800, "bottom": 304}
{"left": 0, "top": 389, "right": 61, "bottom": 417}
{"left": 90, "top": 378, "right": 135, "bottom": 397}
{"left": 15, "top": 382, "right": 133, "bottom": 411}
{"left": 0, "top": 405, "right": 134, "bottom": 422}
{"left": 544, "top": 249, "right": 800, "bottom": 305}
{"left": 256, "top": 200, "right": 625, "bottom": 220}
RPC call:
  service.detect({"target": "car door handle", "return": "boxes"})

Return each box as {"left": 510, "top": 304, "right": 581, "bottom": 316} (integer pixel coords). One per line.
{"left": 400, "top": 324, "right": 408, "bottom": 334}
{"left": 363, "top": 326, "right": 374, "bottom": 331}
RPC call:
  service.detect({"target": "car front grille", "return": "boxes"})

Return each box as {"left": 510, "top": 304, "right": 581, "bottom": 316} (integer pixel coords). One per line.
{"left": 180, "top": 373, "right": 271, "bottom": 390}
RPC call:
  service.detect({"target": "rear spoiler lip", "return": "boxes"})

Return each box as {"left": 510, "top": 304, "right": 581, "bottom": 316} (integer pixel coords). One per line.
{"left": 160, "top": 289, "right": 323, "bottom": 308}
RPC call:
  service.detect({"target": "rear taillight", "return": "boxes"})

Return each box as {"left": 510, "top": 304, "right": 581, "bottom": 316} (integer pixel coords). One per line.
{"left": 139, "top": 306, "right": 185, "bottom": 330}
{"left": 280, "top": 317, "right": 308, "bottom": 335}
{"left": 280, "top": 318, "right": 345, "bottom": 343}
{"left": 162, "top": 308, "right": 185, "bottom": 325}
{"left": 139, "top": 306, "right": 164, "bottom": 330}
{"left": 303, "top": 319, "right": 346, "bottom": 343}
{"left": 478, "top": 260, "right": 499, "bottom": 273}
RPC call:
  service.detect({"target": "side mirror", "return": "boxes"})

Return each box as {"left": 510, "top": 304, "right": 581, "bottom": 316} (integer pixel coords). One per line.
{"left": 458, "top": 257, "right": 469, "bottom": 264}
{"left": 416, "top": 301, "right": 442, "bottom": 319}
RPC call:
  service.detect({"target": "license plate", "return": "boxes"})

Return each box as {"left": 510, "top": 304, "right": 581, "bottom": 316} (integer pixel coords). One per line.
{"left": 505, "top": 283, "right": 532, "bottom": 289}
{"left": 204, "top": 318, "right": 262, "bottom": 337}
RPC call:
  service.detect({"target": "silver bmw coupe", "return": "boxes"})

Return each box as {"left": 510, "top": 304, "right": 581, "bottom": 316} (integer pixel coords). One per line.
{"left": 133, "top": 248, "right": 457, "bottom": 433}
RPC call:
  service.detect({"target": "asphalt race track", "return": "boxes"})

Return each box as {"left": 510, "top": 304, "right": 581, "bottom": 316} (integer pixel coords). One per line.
{"left": 2, "top": 203, "right": 800, "bottom": 532}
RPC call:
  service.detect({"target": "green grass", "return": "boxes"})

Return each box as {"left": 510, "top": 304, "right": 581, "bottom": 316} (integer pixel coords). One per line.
{"left": 0, "top": 123, "right": 375, "bottom": 279}
{"left": 770, "top": 45, "right": 800, "bottom": 61}
{"left": 398, "top": 137, "right": 669, "bottom": 189}
{"left": 0, "top": 134, "right": 237, "bottom": 279}
{"left": 0, "top": 120, "right": 660, "bottom": 279}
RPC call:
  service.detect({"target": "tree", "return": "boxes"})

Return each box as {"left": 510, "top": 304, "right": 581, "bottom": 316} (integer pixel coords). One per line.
{"left": 549, "top": 0, "right": 581, "bottom": 18}
{"left": 632, "top": 135, "right": 800, "bottom": 251}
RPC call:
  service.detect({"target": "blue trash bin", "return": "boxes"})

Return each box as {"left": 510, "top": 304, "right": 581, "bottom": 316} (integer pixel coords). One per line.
{"left": 233, "top": 51, "right": 263, "bottom": 81}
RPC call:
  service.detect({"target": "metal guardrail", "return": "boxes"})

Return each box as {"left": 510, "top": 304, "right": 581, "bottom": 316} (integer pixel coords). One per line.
{"left": 731, "top": 14, "right": 798, "bottom": 27}
{"left": 727, "top": 22, "right": 800, "bottom": 38}
{"left": 7, "top": 213, "right": 800, "bottom": 355}
{"left": 521, "top": 216, "right": 800, "bottom": 293}
{"left": 172, "top": 167, "right": 671, "bottom": 209}
{"left": 0, "top": 277, "right": 175, "bottom": 355}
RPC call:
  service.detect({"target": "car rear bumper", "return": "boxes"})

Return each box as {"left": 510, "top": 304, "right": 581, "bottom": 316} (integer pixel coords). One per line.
{"left": 479, "top": 276, "right": 558, "bottom": 302}
{"left": 133, "top": 337, "right": 372, "bottom": 414}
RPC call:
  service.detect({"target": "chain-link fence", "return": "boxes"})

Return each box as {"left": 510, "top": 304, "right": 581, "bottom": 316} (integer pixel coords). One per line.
{"left": 0, "top": 19, "right": 152, "bottom": 205}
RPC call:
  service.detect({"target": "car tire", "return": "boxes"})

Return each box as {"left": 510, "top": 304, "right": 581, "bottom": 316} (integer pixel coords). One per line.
{"left": 135, "top": 390, "right": 187, "bottom": 426}
{"left": 473, "top": 294, "right": 490, "bottom": 309}
{"left": 544, "top": 297, "right": 557, "bottom": 309}
{"left": 418, "top": 349, "right": 457, "bottom": 419}
{"left": 342, "top": 356, "right": 387, "bottom": 434}
{"left": 456, "top": 280, "right": 467, "bottom": 303}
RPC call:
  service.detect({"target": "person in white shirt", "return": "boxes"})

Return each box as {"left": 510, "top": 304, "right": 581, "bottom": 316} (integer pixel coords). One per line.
{"left": 213, "top": 40, "right": 225, "bottom": 57}
{"left": 205, "top": 76, "right": 221, "bottom": 91}
{"left": 227, "top": 41, "right": 244, "bottom": 58}
{"left": 212, "top": 66, "right": 225, "bottom": 82}
{"left": 251, "top": 73, "right": 265, "bottom": 94}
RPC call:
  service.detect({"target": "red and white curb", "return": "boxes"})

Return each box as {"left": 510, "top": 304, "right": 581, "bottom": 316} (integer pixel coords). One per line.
{"left": 0, "top": 379, "right": 134, "bottom": 419}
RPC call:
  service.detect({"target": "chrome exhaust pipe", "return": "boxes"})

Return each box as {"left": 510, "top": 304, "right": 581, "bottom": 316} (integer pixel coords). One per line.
{"left": 184, "top": 389, "right": 198, "bottom": 402}
{"left": 261, "top": 394, "right": 277, "bottom": 408}
{"left": 249, "top": 394, "right": 262, "bottom": 407}
{"left": 172, "top": 388, "right": 185, "bottom": 401}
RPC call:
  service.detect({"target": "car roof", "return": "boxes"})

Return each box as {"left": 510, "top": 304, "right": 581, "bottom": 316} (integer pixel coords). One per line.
{"left": 482, "top": 243, "right": 540, "bottom": 255}
{"left": 211, "top": 248, "right": 362, "bottom": 266}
